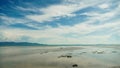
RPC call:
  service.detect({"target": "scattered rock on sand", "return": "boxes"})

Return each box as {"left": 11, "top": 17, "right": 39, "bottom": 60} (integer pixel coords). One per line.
{"left": 58, "top": 55, "right": 72, "bottom": 58}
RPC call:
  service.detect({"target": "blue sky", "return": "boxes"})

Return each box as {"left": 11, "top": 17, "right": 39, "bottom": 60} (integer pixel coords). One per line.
{"left": 0, "top": 0, "right": 120, "bottom": 44}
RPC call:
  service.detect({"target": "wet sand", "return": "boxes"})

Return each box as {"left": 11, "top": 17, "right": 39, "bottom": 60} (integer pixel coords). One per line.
{"left": 0, "top": 45, "right": 120, "bottom": 68}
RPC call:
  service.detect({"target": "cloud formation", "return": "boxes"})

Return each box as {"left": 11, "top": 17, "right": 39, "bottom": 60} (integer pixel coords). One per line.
{"left": 0, "top": 0, "right": 120, "bottom": 44}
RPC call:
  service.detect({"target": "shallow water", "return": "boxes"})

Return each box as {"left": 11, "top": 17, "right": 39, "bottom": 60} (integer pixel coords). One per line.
{"left": 74, "top": 46, "right": 120, "bottom": 64}
{"left": 0, "top": 45, "right": 120, "bottom": 68}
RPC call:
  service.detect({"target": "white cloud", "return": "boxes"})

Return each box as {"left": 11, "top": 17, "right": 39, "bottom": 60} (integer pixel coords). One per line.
{"left": 98, "top": 3, "right": 109, "bottom": 9}
{"left": 0, "top": 15, "right": 28, "bottom": 25}
{"left": 26, "top": 4, "right": 80, "bottom": 22}
{"left": 1, "top": 0, "right": 120, "bottom": 44}
{"left": 0, "top": 15, "right": 44, "bottom": 29}
{"left": 81, "top": 6, "right": 119, "bottom": 22}
{"left": 25, "top": 0, "right": 106, "bottom": 23}
{"left": 16, "top": 6, "right": 38, "bottom": 12}
{"left": 0, "top": 18, "right": 120, "bottom": 44}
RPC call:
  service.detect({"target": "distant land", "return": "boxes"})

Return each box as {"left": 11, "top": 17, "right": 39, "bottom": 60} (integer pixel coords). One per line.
{"left": 0, "top": 42, "right": 119, "bottom": 46}
{"left": 0, "top": 42, "right": 45, "bottom": 46}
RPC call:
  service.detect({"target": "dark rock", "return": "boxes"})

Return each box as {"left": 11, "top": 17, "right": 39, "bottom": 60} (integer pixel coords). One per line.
{"left": 58, "top": 55, "right": 72, "bottom": 58}
{"left": 72, "top": 64, "right": 78, "bottom": 67}
{"left": 112, "top": 51, "right": 117, "bottom": 53}
{"left": 67, "top": 55, "right": 72, "bottom": 58}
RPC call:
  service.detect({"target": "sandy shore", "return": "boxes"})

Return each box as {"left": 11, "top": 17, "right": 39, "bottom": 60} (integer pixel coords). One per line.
{"left": 0, "top": 45, "right": 120, "bottom": 68}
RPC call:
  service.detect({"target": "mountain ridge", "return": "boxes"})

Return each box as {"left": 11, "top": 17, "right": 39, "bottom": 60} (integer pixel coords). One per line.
{"left": 0, "top": 42, "right": 45, "bottom": 46}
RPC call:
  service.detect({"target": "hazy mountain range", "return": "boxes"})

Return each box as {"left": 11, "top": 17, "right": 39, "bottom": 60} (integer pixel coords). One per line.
{"left": 0, "top": 42, "right": 119, "bottom": 46}
{"left": 0, "top": 42, "right": 45, "bottom": 46}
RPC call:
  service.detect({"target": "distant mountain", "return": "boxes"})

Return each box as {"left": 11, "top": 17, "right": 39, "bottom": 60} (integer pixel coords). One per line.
{"left": 0, "top": 42, "right": 46, "bottom": 46}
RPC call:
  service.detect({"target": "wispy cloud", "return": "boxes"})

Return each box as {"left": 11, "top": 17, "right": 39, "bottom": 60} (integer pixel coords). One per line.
{"left": 0, "top": 15, "right": 28, "bottom": 25}
{"left": 25, "top": 0, "right": 107, "bottom": 23}
{"left": 0, "top": 0, "right": 120, "bottom": 44}
{"left": 0, "top": 18, "right": 120, "bottom": 44}
{"left": 26, "top": 4, "right": 79, "bottom": 22}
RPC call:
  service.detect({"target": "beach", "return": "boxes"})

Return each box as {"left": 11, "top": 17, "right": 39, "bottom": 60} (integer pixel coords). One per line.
{"left": 0, "top": 45, "right": 120, "bottom": 68}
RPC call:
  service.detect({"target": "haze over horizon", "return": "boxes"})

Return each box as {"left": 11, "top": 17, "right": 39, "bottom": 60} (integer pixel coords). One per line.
{"left": 0, "top": 0, "right": 120, "bottom": 44}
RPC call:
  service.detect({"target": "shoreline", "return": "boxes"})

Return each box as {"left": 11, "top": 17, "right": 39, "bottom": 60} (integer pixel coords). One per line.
{"left": 0, "top": 45, "right": 120, "bottom": 68}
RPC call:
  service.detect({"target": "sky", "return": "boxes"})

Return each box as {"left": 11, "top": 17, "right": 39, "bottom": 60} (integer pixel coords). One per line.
{"left": 0, "top": 0, "right": 120, "bottom": 44}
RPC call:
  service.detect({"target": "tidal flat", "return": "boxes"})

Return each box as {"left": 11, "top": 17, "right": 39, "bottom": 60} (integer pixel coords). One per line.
{"left": 0, "top": 45, "right": 120, "bottom": 68}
